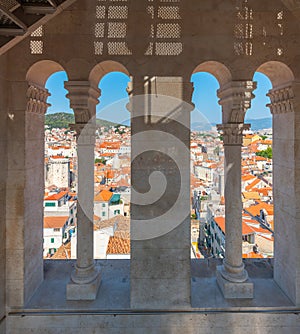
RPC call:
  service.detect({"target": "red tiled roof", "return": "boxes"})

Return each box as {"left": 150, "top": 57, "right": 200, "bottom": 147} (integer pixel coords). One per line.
{"left": 45, "top": 191, "right": 68, "bottom": 201}
{"left": 50, "top": 242, "right": 71, "bottom": 259}
{"left": 214, "top": 216, "right": 255, "bottom": 236}
{"left": 44, "top": 216, "right": 68, "bottom": 229}
{"left": 245, "top": 178, "right": 261, "bottom": 191}
{"left": 94, "top": 189, "right": 113, "bottom": 202}
{"left": 106, "top": 236, "right": 130, "bottom": 254}
{"left": 246, "top": 202, "right": 274, "bottom": 216}
{"left": 243, "top": 252, "right": 264, "bottom": 258}
{"left": 242, "top": 174, "right": 256, "bottom": 182}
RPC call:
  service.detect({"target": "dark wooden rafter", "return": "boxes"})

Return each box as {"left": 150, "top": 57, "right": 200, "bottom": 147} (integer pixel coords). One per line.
{"left": 0, "top": 0, "right": 64, "bottom": 42}
{"left": 19, "top": 0, "right": 57, "bottom": 14}
{"left": 47, "top": 0, "right": 58, "bottom": 8}
{"left": 0, "top": 3, "right": 26, "bottom": 35}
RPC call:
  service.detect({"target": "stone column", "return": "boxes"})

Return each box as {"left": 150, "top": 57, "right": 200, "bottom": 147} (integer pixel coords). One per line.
{"left": 267, "top": 82, "right": 300, "bottom": 305}
{"left": 65, "top": 81, "right": 101, "bottom": 300}
{"left": 216, "top": 123, "right": 253, "bottom": 298}
{"left": 130, "top": 76, "right": 193, "bottom": 308}
{"left": 6, "top": 81, "right": 50, "bottom": 308}
{"left": 216, "top": 80, "right": 255, "bottom": 299}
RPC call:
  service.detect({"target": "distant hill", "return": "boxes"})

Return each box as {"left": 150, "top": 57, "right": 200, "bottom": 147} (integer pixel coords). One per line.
{"left": 192, "top": 117, "right": 272, "bottom": 132}
{"left": 45, "top": 112, "right": 119, "bottom": 129}
{"left": 191, "top": 122, "right": 213, "bottom": 132}
{"left": 245, "top": 117, "right": 272, "bottom": 131}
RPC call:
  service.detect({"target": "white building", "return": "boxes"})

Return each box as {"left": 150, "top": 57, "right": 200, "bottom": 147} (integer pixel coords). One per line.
{"left": 43, "top": 216, "right": 74, "bottom": 257}
{"left": 44, "top": 190, "right": 77, "bottom": 224}
{"left": 94, "top": 190, "right": 124, "bottom": 220}
{"left": 45, "top": 157, "right": 71, "bottom": 188}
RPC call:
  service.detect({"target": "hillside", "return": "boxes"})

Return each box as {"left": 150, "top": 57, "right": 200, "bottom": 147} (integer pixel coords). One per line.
{"left": 245, "top": 117, "right": 272, "bottom": 131}
{"left": 45, "top": 112, "right": 118, "bottom": 129}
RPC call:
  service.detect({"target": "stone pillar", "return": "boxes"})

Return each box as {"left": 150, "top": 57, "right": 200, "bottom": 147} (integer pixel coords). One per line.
{"left": 6, "top": 81, "right": 50, "bottom": 307}
{"left": 130, "top": 76, "right": 193, "bottom": 308}
{"left": 216, "top": 80, "right": 255, "bottom": 299}
{"left": 267, "top": 82, "right": 300, "bottom": 305}
{"left": 216, "top": 123, "right": 253, "bottom": 298}
{"left": 65, "top": 81, "right": 101, "bottom": 300}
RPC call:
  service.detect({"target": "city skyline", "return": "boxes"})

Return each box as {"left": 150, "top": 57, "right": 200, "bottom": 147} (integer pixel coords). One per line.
{"left": 46, "top": 71, "right": 272, "bottom": 124}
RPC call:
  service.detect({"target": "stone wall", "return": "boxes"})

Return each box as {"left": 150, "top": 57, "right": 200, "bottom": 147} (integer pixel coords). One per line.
{"left": 273, "top": 82, "right": 300, "bottom": 304}
{"left": 0, "top": 54, "right": 7, "bottom": 331}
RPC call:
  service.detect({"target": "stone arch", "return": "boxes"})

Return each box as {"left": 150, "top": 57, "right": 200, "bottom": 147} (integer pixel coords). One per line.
{"left": 191, "top": 61, "right": 232, "bottom": 88}
{"left": 89, "top": 60, "right": 130, "bottom": 88}
{"left": 256, "top": 61, "right": 295, "bottom": 88}
{"left": 191, "top": 61, "right": 232, "bottom": 124}
{"left": 26, "top": 60, "right": 69, "bottom": 115}
{"left": 26, "top": 60, "right": 67, "bottom": 87}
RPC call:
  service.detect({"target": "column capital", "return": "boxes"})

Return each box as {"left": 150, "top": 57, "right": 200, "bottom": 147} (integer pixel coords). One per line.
{"left": 183, "top": 81, "right": 195, "bottom": 112}
{"left": 267, "top": 84, "right": 294, "bottom": 115}
{"left": 70, "top": 123, "right": 96, "bottom": 143}
{"left": 65, "top": 81, "right": 100, "bottom": 123}
{"left": 218, "top": 80, "right": 256, "bottom": 123}
{"left": 26, "top": 83, "right": 51, "bottom": 114}
{"left": 217, "top": 123, "right": 250, "bottom": 146}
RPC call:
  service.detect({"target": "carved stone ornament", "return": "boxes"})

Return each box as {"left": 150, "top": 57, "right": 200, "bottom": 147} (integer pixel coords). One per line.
{"left": 217, "top": 123, "right": 250, "bottom": 146}
{"left": 267, "top": 85, "right": 294, "bottom": 114}
{"left": 26, "top": 84, "right": 50, "bottom": 114}
{"left": 65, "top": 81, "right": 101, "bottom": 123}
{"left": 218, "top": 81, "right": 256, "bottom": 123}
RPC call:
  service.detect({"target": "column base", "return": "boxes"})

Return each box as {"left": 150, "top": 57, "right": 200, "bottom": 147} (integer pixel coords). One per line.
{"left": 216, "top": 265, "right": 253, "bottom": 299}
{"left": 66, "top": 271, "right": 101, "bottom": 300}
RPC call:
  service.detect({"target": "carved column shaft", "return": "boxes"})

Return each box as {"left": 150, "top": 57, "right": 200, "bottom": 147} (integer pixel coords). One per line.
{"left": 65, "top": 81, "right": 101, "bottom": 300}
{"left": 215, "top": 80, "right": 255, "bottom": 298}
{"left": 217, "top": 123, "right": 250, "bottom": 281}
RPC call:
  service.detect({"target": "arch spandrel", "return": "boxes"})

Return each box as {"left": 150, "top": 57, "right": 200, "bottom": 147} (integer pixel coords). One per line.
{"left": 256, "top": 61, "right": 295, "bottom": 88}
{"left": 191, "top": 61, "right": 232, "bottom": 88}
{"left": 26, "top": 60, "right": 67, "bottom": 87}
{"left": 89, "top": 60, "right": 131, "bottom": 87}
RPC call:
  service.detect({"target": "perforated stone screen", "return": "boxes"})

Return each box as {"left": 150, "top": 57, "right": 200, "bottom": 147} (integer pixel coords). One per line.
{"left": 30, "top": 40, "right": 43, "bottom": 54}
{"left": 30, "top": 26, "right": 44, "bottom": 54}
{"left": 93, "top": 0, "right": 182, "bottom": 56}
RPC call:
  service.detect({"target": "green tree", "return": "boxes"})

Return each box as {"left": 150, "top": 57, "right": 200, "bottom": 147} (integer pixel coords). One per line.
{"left": 95, "top": 158, "right": 106, "bottom": 164}
{"left": 256, "top": 147, "right": 272, "bottom": 159}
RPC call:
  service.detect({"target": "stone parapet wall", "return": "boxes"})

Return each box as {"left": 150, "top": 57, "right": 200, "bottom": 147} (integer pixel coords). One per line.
{"left": 7, "top": 312, "right": 300, "bottom": 334}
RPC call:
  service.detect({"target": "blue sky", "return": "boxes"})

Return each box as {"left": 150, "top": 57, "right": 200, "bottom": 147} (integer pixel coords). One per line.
{"left": 45, "top": 71, "right": 272, "bottom": 124}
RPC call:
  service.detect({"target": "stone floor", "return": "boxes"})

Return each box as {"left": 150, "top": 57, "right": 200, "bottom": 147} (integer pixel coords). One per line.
{"left": 16, "top": 258, "right": 294, "bottom": 312}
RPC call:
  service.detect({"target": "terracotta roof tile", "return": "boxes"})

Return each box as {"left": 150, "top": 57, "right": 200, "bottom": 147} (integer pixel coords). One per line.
{"left": 45, "top": 191, "right": 68, "bottom": 201}
{"left": 106, "top": 236, "right": 130, "bottom": 254}
{"left": 94, "top": 189, "right": 113, "bottom": 202}
{"left": 44, "top": 216, "right": 68, "bottom": 229}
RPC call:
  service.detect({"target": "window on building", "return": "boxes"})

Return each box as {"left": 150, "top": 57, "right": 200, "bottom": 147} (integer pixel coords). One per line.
{"left": 102, "top": 212, "right": 106, "bottom": 217}
{"left": 114, "top": 210, "right": 120, "bottom": 215}
{"left": 51, "top": 238, "right": 54, "bottom": 243}
{"left": 102, "top": 203, "right": 106, "bottom": 207}
{"left": 45, "top": 202, "right": 56, "bottom": 207}
{"left": 53, "top": 228, "right": 60, "bottom": 232}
